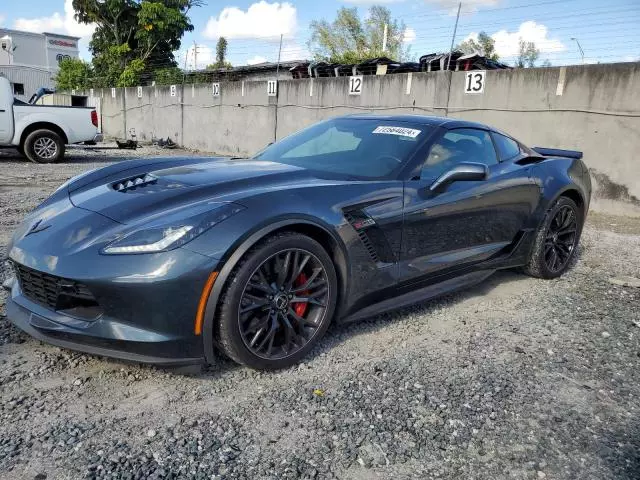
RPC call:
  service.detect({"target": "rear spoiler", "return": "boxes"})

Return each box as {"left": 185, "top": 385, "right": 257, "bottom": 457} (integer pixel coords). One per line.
{"left": 532, "top": 147, "right": 583, "bottom": 159}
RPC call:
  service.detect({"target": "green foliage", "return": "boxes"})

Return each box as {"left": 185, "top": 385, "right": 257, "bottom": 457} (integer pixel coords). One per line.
{"left": 516, "top": 39, "right": 540, "bottom": 67}
{"left": 216, "top": 37, "right": 228, "bottom": 65}
{"left": 456, "top": 32, "right": 499, "bottom": 61}
{"left": 71, "top": 0, "right": 202, "bottom": 86}
{"left": 118, "top": 59, "right": 146, "bottom": 87}
{"left": 153, "top": 67, "right": 184, "bottom": 85}
{"left": 55, "top": 58, "right": 93, "bottom": 90}
{"left": 309, "top": 6, "right": 410, "bottom": 63}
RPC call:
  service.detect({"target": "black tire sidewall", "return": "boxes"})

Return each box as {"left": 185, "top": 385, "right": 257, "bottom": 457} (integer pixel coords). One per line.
{"left": 24, "top": 130, "right": 64, "bottom": 164}
{"left": 529, "top": 196, "right": 583, "bottom": 279}
{"left": 217, "top": 233, "right": 338, "bottom": 370}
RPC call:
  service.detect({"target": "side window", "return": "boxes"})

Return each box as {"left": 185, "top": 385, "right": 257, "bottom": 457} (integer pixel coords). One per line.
{"left": 421, "top": 128, "right": 498, "bottom": 180}
{"left": 282, "top": 127, "right": 361, "bottom": 158}
{"left": 492, "top": 132, "right": 521, "bottom": 161}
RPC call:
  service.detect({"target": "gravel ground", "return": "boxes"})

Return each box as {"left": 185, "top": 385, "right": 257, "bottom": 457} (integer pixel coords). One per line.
{"left": 1, "top": 147, "right": 639, "bottom": 480}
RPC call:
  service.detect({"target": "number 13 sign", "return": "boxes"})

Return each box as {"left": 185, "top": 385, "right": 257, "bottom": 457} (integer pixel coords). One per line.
{"left": 464, "top": 70, "right": 486, "bottom": 94}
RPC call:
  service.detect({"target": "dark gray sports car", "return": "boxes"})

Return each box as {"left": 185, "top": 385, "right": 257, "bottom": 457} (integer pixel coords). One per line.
{"left": 3, "top": 115, "right": 591, "bottom": 369}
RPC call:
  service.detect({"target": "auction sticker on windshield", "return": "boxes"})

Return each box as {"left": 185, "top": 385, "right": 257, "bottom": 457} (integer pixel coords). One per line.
{"left": 372, "top": 126, "right": 421, "bottom": 138}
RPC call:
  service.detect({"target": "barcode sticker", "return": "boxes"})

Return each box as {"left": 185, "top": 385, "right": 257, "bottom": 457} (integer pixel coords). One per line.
{"left": 372, "top": 126, "right": 421, "bottom": 138}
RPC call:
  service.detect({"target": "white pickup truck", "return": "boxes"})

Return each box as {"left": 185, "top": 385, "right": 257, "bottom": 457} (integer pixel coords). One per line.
{"left": 0, "top": 76, "right": 102, "bottom": 163}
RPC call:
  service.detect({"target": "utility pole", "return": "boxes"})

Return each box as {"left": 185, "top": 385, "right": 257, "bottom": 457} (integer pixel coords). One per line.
{"left": 570, "top": 37, "right": 585, "bottom": 64}
{"left": 275, "top": 33, "right": 284, "bottom": 78}
{"left": 382, "top": 24, "right": 388, "bottom": 52}
{"left": 193, "top": 41, "right": 198, "bottom": 71}
{"left": 446, "top": 2, "right": 462, "bottom": 71}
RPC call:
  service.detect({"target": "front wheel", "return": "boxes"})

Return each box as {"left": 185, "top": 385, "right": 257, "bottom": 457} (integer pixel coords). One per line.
{"left": 524, "top": 196, "right": 583, "bottom": 279}
{"left": 24, "top": 129, "right": 65, "bottom": 164}
{"left": 216, "top": 232, "right": 337, "bottom": 370}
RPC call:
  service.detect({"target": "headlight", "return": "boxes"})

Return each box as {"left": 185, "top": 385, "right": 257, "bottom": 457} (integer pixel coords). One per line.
{"left": 102, "top": 203, "right": 244, "bottom": 254}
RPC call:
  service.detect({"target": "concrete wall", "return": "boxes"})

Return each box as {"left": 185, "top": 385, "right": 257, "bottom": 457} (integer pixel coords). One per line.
{"left": 92, "top": 62, "right": 640, "bottom": 203}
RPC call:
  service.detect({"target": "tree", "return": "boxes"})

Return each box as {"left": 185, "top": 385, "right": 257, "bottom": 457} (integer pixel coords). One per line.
{"left": 516, "top": 38, "right": 540, "bottom": 67}
{"left": 55, "top": 58, "right": 93, "bottom": 90}
{"left": 456, "top": 32, "right": 499, "bottom": 60}
{"left": 72, "top": 0, "right": 202, "bottom": 85}
{"left": 153, "top": 66, "right": 184, "bottom": 85}
{"left": 308, "top": 6, "right": 410, "bottom": 63}
{"left": 216, "top": 37, "right": 228, "bottom": 66}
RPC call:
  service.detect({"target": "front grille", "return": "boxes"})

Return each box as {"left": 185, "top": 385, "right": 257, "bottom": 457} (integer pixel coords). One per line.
{"left": 12, "top": 262, "right": 99, "bottom": 314}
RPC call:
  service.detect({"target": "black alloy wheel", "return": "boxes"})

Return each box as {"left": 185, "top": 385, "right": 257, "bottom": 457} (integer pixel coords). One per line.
{"left": 217, "top": 232, "right": 337, "bottom": 369}
{"left": 544, "top": 204, "right": 578, "bottom": 273}
{"left": 238, "top": 248, "right": 329, "bottom": 360}
{"left": 524, "top": 196, "right": 583, "bottom": 279}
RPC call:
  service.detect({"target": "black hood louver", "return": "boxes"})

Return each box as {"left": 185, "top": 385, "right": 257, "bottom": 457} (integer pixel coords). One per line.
{"left": 112, "top": 174, "right": 158, "bottom": 192}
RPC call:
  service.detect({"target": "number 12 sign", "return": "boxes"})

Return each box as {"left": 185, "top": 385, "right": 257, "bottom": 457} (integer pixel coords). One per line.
{"left": 349, "top": 76, "right": 363, "bottom": 95}
{"left": 464, "top": 70, "right": 486, "bottom": 94}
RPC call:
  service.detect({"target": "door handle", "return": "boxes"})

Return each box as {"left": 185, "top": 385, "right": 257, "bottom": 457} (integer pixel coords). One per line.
{"left": 0, "top": 109, "right": 5, "bottom": 112}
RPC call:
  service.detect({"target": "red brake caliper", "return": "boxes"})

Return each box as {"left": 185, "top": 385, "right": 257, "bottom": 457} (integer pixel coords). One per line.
{"left": 292, "top": 273, "right": 309, "bottom": 317}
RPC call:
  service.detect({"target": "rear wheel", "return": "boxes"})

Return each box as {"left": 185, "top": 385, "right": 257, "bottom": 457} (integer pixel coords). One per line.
{"left": 524, "top": 196, "right": 583, "bottom": 279}
{"left": 24, "top": 129, "right": 65, "bottom": 164}
{"left": 217, "top": 232, "right": 337, "bottom": 370}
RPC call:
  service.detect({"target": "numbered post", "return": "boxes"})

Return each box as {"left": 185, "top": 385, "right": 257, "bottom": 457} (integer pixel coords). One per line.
{"left": 464, "top": 70, "right": 486, "bottom": 94}
{"left": 170, "top": 85, "right": 177, "bottom": 97}
{"left": 137, "top": 86, "right": 143, "bottom": 98}
{"left": 212, "top": 83, "right": 220, "bottom": 97}
{"left": 267, "top": 80, "right": 278, "bottom": 97}
{"left": 349, "top": 76, "right": 363, "bottom": 96}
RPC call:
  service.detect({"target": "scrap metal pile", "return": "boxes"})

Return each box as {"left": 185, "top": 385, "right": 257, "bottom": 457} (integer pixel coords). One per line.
{"left": 289, "top": 51, "right": 511, "bottom": 79}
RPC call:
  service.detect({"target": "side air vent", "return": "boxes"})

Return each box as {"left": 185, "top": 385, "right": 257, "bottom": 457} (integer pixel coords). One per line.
{"left": 344, "top": 212, "right": 381, "bottom": 264}
{"left": 112, "top": 173, "right": 157, "bottom": 192}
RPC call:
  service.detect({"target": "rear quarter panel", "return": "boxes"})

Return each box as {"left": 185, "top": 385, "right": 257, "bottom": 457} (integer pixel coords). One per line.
{"left": 531, "top": 157, "right": 592, "bottom": 224}
{"left": 13, "top": 105, "right": 97, "bottom": 145}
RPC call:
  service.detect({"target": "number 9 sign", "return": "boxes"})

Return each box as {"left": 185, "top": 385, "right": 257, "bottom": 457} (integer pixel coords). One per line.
{"left": 464, "top": 70, "right": 486, "bottom": 94}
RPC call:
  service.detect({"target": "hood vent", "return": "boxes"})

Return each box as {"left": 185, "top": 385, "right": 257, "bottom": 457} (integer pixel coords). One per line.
{"left": 112, "top": 174, "right": 157, "bottom": 192}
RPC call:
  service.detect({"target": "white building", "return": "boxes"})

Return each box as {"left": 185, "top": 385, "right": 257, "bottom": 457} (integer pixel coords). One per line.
{"left": 0, "top": 28, "right": 80, "bottom": 101}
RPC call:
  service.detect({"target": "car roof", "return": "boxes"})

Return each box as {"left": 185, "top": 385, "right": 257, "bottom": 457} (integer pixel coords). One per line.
{"left": 340, "top": 114, "right": 492, "bottom": 131}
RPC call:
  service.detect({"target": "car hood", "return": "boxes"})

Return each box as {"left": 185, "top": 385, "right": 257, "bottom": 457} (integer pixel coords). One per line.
{"left": 68, "top": 157, "right": 312, "bottom": 224}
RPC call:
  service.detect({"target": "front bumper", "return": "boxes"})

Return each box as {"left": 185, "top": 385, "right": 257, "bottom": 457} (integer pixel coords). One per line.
{"left": 6, "top": 292, "right": 204, "bottom": 366}
{"left": 2, "top": 247, "right": 219, "bottom": 366}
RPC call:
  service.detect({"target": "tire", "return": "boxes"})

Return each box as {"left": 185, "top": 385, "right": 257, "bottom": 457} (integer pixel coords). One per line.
{"left": 524, "top": 196, "right": 583, "bottom": 279}
{"left": 23, "top": 129, "right": 65, "bottom": 164}
{"left": 216, "top": 232, "right": 338, "bottom": 370}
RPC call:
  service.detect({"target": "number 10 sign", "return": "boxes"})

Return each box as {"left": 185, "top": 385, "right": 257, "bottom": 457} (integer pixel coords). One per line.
{"left": 464, "top": 70, "right": 486, "bottom": 94}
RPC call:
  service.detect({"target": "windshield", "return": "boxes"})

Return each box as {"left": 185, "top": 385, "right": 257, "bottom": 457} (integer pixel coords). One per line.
{"left": 253, "top": 118, "right": 432, "bottom": 179}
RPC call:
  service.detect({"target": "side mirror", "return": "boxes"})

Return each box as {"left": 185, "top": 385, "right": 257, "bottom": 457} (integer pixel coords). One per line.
{"left": 429, "top": 162, "right": 488, "bottom": 192}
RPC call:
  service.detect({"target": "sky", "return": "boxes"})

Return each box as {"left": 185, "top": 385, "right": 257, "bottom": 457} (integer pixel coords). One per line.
{"left": 1, "top": 0, "right": 639, "bottom": 68}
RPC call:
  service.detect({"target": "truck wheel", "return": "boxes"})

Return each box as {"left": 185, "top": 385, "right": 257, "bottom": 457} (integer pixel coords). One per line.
{"left": 24, "top": 129, "right": 65, "bottom": 164}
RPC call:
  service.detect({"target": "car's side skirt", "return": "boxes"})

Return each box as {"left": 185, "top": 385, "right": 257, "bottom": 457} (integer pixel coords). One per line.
{"left": 339, "top": 269, "right": 495, "bottom": 324}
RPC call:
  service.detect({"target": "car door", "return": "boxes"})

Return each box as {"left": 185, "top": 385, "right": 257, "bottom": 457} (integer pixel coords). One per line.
{"left": 400, "top": 127, "right": 540, "bottom": 282}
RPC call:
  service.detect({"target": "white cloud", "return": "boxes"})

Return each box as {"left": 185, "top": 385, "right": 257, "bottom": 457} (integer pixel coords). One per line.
{"left": 247, "top": 55, "right": 267, "bottom": 65}
{"left": 342, "top": 0, "right": 406, "bottom": 3}
{"left": 490, "top": 21, "right": 565, "bottom": 58}
{"left": 426, "top": 0, "right": 499, "bottom": 14}
{"left": 204, "top": 1, "right": 297, "bottom": 40}
{"left": 403, "top": 27, "right": 416, "bottom": 44}
{"left": 14, "top": 0, "right": 94, "bottom": 38}
{"left": 463, "top": 21, "right": 565, "bottom": 59}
